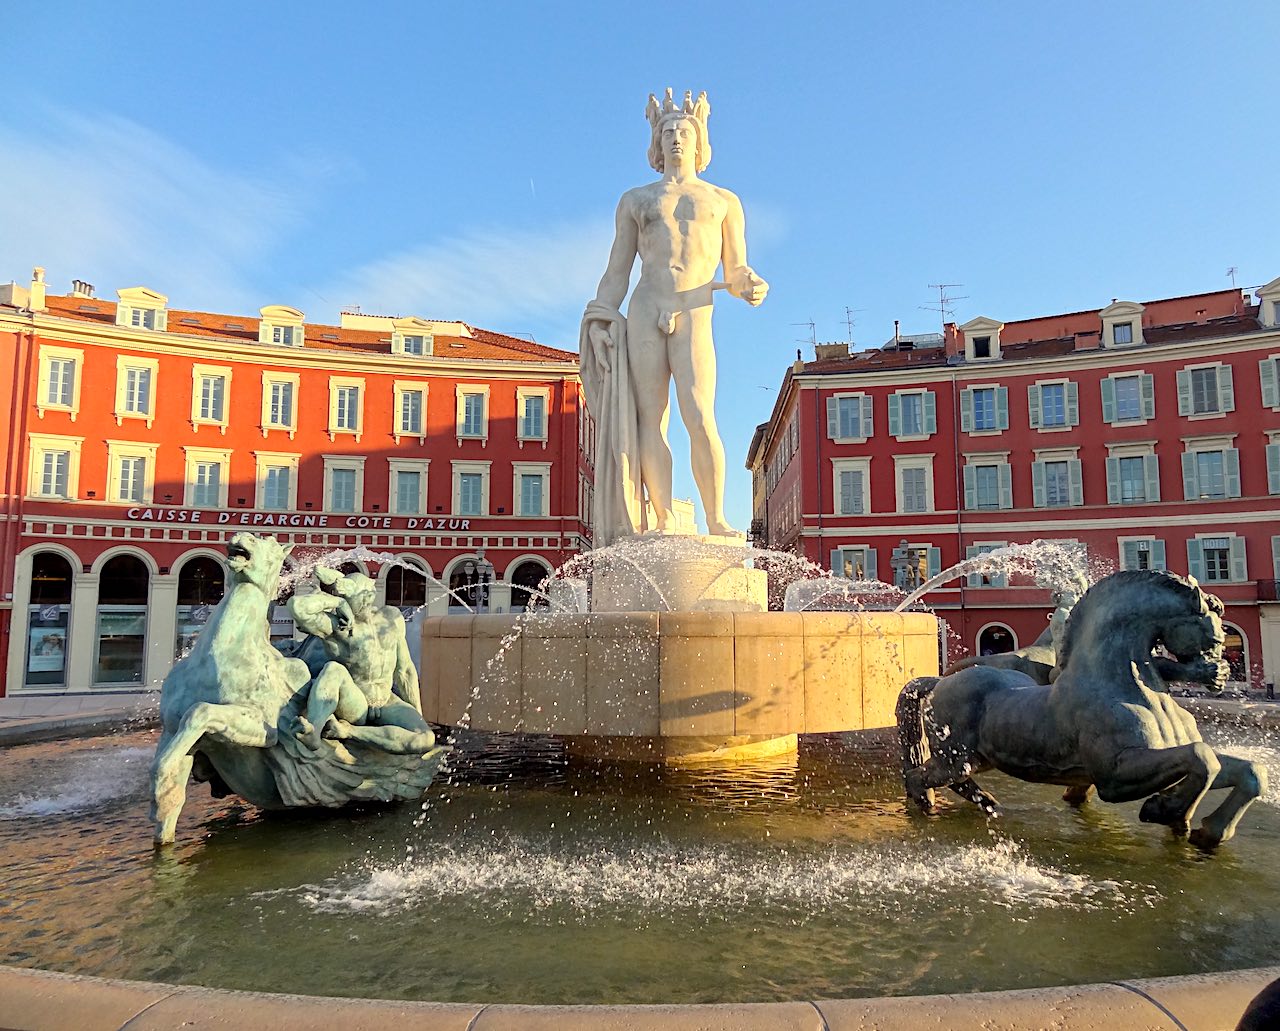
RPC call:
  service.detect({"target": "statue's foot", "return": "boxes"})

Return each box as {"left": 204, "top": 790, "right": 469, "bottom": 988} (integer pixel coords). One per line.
{"left": 293, "top": 716, "right": 323, "bottom": 752}
{"left": 706, "top": 519, "right": 741, "bottom": 537}
{"left": 324, "top": 715, "right": 352, "bottom": 740}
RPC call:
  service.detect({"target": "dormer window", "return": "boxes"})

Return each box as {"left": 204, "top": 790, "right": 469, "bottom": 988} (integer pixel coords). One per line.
{"left": 959, "top": 317, "right": 1003, "bottom": 362}
{"left": 1258, "top": 277, "right": 1280, "bottom": 330}
{"left": 115, "top": 286, "right": 168, "bottom": 333}
{"left": 1113, "top": 322, "right": 1133, "bottom": 345}
{"left": 258, "top": 305, "right": 305, "bottom": 347}
{"left": 391, "top": 317, "right": 436, "bottom": 357}
{"left": 1099, "top": 300, "right": 1145, "bottom": 347}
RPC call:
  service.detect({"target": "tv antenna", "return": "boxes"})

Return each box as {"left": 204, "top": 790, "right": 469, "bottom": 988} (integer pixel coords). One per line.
{"left": 843, "top": 305, "right": 866, "bottom": 345}
{"left": 1226, "top": 266, "right": 1239, "bottom": 288}
{"left": 921, "top": 283, "right": 968, "bottom": 332}
{"left": 792, "top": 319, "right": 816, "bottom": 348}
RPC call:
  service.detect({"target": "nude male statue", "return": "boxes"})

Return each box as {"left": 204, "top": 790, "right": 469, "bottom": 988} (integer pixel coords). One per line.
{"left": 581, "top": 90, "right": 767, "bottom": 543}
{"left": 288, "top": 566, "right": 435, "bottom": 755}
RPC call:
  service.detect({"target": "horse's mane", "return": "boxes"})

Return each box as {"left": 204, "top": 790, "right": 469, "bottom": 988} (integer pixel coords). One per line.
{"left": 1057, "top": 570, "right": 1209, "bottom": 669}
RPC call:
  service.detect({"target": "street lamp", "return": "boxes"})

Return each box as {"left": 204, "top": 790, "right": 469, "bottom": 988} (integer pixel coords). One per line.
{"left": 475, "top": 549, "right": 494, "bottom": 614}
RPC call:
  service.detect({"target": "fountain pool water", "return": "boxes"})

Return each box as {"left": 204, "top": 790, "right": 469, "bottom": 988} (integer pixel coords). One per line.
{"left": 2, "top": 723, "right": 1279, "bottom": 1005}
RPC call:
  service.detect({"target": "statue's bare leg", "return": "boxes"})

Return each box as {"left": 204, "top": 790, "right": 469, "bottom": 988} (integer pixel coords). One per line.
{"left": 150, "top": 702, "right": 277, "bottom": 844}
{"left": 295, "top": 662, "right": 368, "bottom": 751}
{"left": 669, "top": 306, "right": 734, "bottom": 535}
{"left": 1189, "top": 752, "right": 1267, "bottom": 849}
{"left": 325, "top": 698, "right": 436, "bottom": 754}
{"left": 626, "top": 301, "right": 676, "bottom": 529}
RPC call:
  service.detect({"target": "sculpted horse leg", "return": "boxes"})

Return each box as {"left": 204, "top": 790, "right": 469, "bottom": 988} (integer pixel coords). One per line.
{"left": 151, "top": 701, "right": 278, "bottom": 844}
{"left": 1094, "top": 743, "right": 1220, "bottom": 836}
{"left": 1062, "top": 784, "right": 1095, "bottom": 805}
{"left": 948, "top": 776, "right": 1002, "bottom": 817}
{"left": 1188, "top": 753, "right": 1269, "bottom": 849}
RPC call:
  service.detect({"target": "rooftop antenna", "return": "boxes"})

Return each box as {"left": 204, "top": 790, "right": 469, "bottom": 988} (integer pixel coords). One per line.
{"left": 791, "top": 319, "right": 816, "bottom": 349}
{"left": 921, "top": 282, "right": 968, "bottom": 333}
{"left": 843, "top": 305, "right": 866, "bottom": 345}
{"left": 1226, "top": 266, "right": 1239, "bottom": 288}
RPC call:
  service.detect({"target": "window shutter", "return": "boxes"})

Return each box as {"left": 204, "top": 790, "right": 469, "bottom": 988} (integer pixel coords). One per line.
{"left": 1181, "top": 452, "right": 1197, "bottom": 500}
{"left": 1262, "top": 358, "right": 1279, "bottom": 409}
{"left": 960, "top": 389, "right": 973, "bottom": 433}
{"left": 1225, "top": 448, "right": 1241, "bottom": 498}
{"left": 865, "top": 548, "right": 878, "bottom": 582}
{"left": 1106, "top": 457, "right": 1120, "bottom": 504}
{"left": 1268, "top": 443, "right": 1280, "bottom": 495}
{"left": 1143, "top": 454, "right": 1160, "bottom": 503}
{"left": 927, "top": 547, "right": 941, "bottom": 579}
{"left": 923, "top": 391, "right": 937, "bottom": 435}
{"left": 1272, "top": 536, "right": 1280, "bottom": 577}
{"left": 1141, "top": 374, "right": 1155, "bottom": 419}
{"left": 1229, "top": 537, "right": 1247, "bottom": 582}
{"left": 998, "top": 463, "right": 1012, "bottom": 509}
{"left": 1027, "top": 384, "right": 1041, "bottom": 429}
{"left": 1219, "top": 365, "right": 1235, "bottom": 412}
{"left": 826, "top": 397, "right": 838, "bottom": 439}
{"left": 861, "top": 396, "right": 874, "bottom": 439}
{"left": 830, "top": 549, "right": 842, "bottom": 574}
{"left": 839, "top": 471, "right": 856, "bottom": 515}
{"left": 963, "top": 465, "right": 976, "bottom": 509}
{"left": 1150, "top": 539, "right": 1166, "bottom": 571}
{"left": 1066, "top": 381, "right": 1079, "bottom": 427}
{"left": 1187, "top": 538, "right": 1205, "bottom": 581}
{"left": 996, "top": 387, "right": 1009, "bottom": 430}
{"left": 966, "top": 545, "right": 980, "bottom": 587}
{"left": 1100, "top": 378, "right": 1116, "bottom": 423}
{"left": 888, "top": 394, "right": 901, "bottom": 437}
{"left": 1177, "top": 369, "right": 1192, "bottom": 416}
{"left": 1032, "top": 461, "right": 1046, "bottom": 508}
{"left": 1068, "top": 459, "right": 1083, "bottom": 506}
{"left": 1122, "top": 540, "right": 1138, "bottom": 571}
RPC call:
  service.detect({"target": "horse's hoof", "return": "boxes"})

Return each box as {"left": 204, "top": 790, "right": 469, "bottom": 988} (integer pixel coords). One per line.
{"left": 1188, "top": 827, "right": 1222, "bottom": 851}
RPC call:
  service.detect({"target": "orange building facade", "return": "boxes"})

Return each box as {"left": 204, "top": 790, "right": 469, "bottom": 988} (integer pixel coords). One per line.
{"left": 0, "top": 270, "right": 595, "bottom": 697}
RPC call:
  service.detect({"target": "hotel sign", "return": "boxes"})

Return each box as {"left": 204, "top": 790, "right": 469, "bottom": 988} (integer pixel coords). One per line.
{"left": 125, "top": 508, "right": 480, "bottom": 531}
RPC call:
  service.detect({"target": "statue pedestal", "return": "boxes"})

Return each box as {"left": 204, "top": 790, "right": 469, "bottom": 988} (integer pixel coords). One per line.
{"left": 590, "top": 533, "right": 767, "bottom": 613}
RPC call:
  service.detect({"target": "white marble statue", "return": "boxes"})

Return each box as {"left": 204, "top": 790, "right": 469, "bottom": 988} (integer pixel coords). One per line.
{"left": 581, "top": 89, "right": 767, "bottom": 546}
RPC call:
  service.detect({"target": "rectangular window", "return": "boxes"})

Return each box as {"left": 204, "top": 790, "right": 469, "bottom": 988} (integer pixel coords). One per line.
{"left": 117, "top": 456, "right": 146, "bottom": 503}
{"left": 1043, "top": 461, "right": 1070, "bottom": 506}
{"left": 461, "top": 393, "right": 485, "bottom": 436}
{"left": 974, "top": 465, "right": 1000, "bottom": 508}
{"left": 458, "top": 472, "right": 483, "bottom": 515}
{"left": 519, "top": 473, "right": 545, "bottom": 516}
{"left": 1040, "top": 384, "right": 1066, "bottom": 427}
{"left": 972, "top": 336, "right": 991, "bottom": 359}
{"left": 124, "top": 367, "right": 151, "bottom": 415}
{"left": 395, "top": 471, "right": 422, "bottom": 515}
{"left": 1118, "top": 456, "right": 1146, "bottom": 503}
{"left": 269, "top": 381, "right": 293, "bottom": 427}
{"left": 900, "top": 394, "right": 922, "bottom": 436}
{"left": 1113, "top": 321, "right": 1133, "bottom": 345}
{"left": 41, "top": 451, "right": 70, "bottom": 498}
{"left": 1195, "top": 451, "right": 1226, "bottom": 499}
{"left": 1203, "top": 540, "right": 1231, "bottom": 581}
{"left": 972, "top": 388, "right": 996, "bottom": 430}
{"left": 521, "top": 394, "right": 547, "bottom": 439}
{"left": 330, "top": 468, "right": 357, "bottom": 513}
{"left": 198, "top": 375, "right": 225, "bottom": 422}
{"left": 47, "top": 358, "right": 75, "bottom": 407}
{"left": 263, "top": 466, "right": 291, "bottom": 510}
{"left": 1191, "top": 367, "right": 1220, "bottom": 414}
{"left": 1115, "top": 376, "right": 1142, "bottom": 421}
{"left": 191, "top": 462, "right": 221, "bottom": 507}
{"left": 271, "top": 325, "right": 298, "bottom": 346}
{"left": 129, "top": 308, "right": 157, "bottom": 330}
{"left": 402, "top": 335, "right": 425, "bottom": 356}
{"left": 399, "top": 390, "right": 423, "bottom": 435}
{"left": 832, "top": 547, "right": 873, "bottom": 580}
{"left": 838, "top": 468, "right": 864, "bottom": 515}
{"left": 901, "top": 467, "right": 928, "bottom": 513}
{"left": 838, "top": 396, "right": 861, "bottom": 438}
{"left": 335, "top": 386, "right": 359, "bottom": 431}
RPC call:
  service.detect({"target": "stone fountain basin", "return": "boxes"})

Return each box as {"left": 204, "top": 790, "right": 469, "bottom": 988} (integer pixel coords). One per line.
{"left": 420, "top": 611, "right": 940, "bottom": 755}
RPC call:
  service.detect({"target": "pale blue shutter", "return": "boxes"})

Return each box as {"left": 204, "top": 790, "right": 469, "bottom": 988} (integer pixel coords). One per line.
{"left": 1106, "top": 457, "right": 1120, "bottom": 504}
{"left": 1229, "top": 537, "right": 1247, "bottom": 582}
{"left": 923, "top": 391, "right": 937, "bottom": 435}
{"left": 1143, "top": 454, "right": 1160, "bottom": 502}
{"left": 927, "top": 547, "right": 941, "bottom": 579}
{"left": 1150, "top": 539, "right": 1166, "bottom": 571}
{"left": 998, "top": 463, "right": 1012, "bottom": 509}
{"left": 826, "top": 397, "right": 838, "bottom": 439}
{"left": 1273, "top": 536, "right": 1280, "bottom": 577}
{"left": 996, "top": 387, "right": 1009, "bottom": 430}
{"left": 864, "top": 548, "right": 878, "bottom": 582}
{"left": 1100, "top": 378, "right": 1116, "bottom": 423}
{"left": 1122, "top": 540, "right": 1139, "bottom": 570}
{"left": 888, "top": 394, "right": 901, "bottom": 437}
{"left": 1261, "top": 358, "right": 1279, "bottom": 409}
{"left": 1068, "top": 459, "right": 1083, "bottom": 505}
{"left": 963, "top": 465, "right": 976, "bottom": 509}
{"left": 960, "top": 389, "right": 973, "bottom": 432}
{"left": 966, "top": 545, "right": 981, "bottom": 587}
{"left": 839, "top": 471, "right": 855, "bottom": 514}
{"left": 1066, "top": 382, "right": 1079, "bottom": 427}
{"left": 1268, "top": 443, "right": 1280, "bottom": 494}
{"left": 1181, "top": 452, "right": 1197, "bottom": 500}
{"left": 1219, "top": 365, "right": 1235, "bottom": 412}
{"left": 1027, "top": 384, "right": 1041, "bottom": 429}
{"left": 830, "top": 549, "right": 841, "bottom": 574}
{"left": 861, "top": 396, "right": 873, "bottom": 439}
{"left": 1032, "top": 462, "right": 1046, "bottom": 507}
{"left": 1187, "top": 539, "right": 1205, "bottom": 580}
{"left": 1225, "top": 448, "right": 1241, "bottom": 498}
{"left": 1141, "top": 374, "right": 1155, "bottom": 419}
{"left": 1177, "top": 370, "right": 1192, "bottom": 416}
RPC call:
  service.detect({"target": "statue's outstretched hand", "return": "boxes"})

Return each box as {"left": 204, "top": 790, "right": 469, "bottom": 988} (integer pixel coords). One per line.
{"left": 588, "top": 321, "right": 614, "bottom": 372}
{"left": 731, "top": 267, "right": 769, "bottom": 307}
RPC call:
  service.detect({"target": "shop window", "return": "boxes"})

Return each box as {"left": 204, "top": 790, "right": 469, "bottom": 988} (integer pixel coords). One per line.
{"left": 509, "top": 560, "right": 550, "bottom": 612}
{"left": 386, "top": 563, "right": 428, "bottom": 610}
{"left": 979, "top": 625, "right": 1017, "bottom": 656}
{"left": 95, "top": 554, "right": 149, "bottom": 685}
{"left": 1221, "top": 623, "right": 1248, "bottom": 684}
{"left": 175, "top": 557, "right": 225, "bottom": 658}
{"left": 25, "top": 551, "right": 73, "bottom": 688}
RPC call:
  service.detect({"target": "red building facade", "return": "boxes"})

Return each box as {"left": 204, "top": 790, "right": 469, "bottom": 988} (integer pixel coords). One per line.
{"left": 0, "top": 270, "right": 594, "bottom": 696}
{"left": 748, "top": 278, "right": 1280, "bottom": 687}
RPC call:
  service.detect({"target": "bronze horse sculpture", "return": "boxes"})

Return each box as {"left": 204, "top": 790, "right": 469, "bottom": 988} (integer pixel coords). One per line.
{"left": 896, "top": 570, "right": 1267, "bottom": 849}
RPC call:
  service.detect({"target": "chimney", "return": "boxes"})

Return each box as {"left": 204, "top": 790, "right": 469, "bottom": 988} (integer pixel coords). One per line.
{"left": 814, "top": 342, "right": 850, "bottom": 360}
{"left": 894, "top": 319, "right": 900, "bottom": 347}
{"left": 71, "top": 279, "right": 94, "bottom": 298}
{"left": 29, "top": 267, "right": 46, "bottom": 311}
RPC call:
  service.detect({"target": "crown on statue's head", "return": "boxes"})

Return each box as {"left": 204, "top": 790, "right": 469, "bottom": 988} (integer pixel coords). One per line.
{"left": 645, "top": 88, "right": 712, "bottom": 173}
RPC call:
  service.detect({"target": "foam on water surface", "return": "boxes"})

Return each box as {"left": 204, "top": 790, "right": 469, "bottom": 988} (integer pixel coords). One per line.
{"left": 0, "top": 745, "right": 151, "bottom": 819}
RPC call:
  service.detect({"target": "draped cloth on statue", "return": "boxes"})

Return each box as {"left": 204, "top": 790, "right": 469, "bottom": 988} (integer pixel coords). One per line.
{"left": 579, "top": 302, "right": 646, "bottom": 547}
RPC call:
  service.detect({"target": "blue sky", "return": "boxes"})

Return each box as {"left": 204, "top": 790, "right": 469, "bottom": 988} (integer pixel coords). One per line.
{"left": 3, "top": 2, "right": 1277, "bottom": 531}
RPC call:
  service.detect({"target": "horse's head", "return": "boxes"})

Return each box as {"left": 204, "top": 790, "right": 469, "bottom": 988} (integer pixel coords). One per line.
{"left": 225, "top": 533, "right": 294, "bottom": 597}
{"left": 1156, "top": 578, "right": 1228, "bottom": 691}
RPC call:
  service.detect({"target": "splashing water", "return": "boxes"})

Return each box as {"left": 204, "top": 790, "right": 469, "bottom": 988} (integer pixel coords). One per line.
{"left": 0, "top": 746, "right": 152, "bottom": 819}
{"left": 895, "top": 540, "right": 1095, "bottom": 612}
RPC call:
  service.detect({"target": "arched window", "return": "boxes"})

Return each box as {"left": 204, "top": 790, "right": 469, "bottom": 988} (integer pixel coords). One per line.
{"left": 176, "top": 557, "right": 226, "bottom": 658}
{"left": 95, "top": 554, "right": 150, "bottom": 684}
{"left": 25, "top": 552, "right": 74, "bottom": 687}
{"left": 509, "top": 560, "right": 550, "bottom": 612}
{"left": 1221, "top": 623, "right": 1248, "bottom": 684}
{"left": 386, "top": 563, "right": 428, "bottom": 609}
{"left": 978, "top": 624, "right": 1016, "bottom": 657}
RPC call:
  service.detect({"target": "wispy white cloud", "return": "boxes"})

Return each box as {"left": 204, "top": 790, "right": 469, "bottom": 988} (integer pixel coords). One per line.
{"left": 323, "top": 220, "right": 615, "bottom": 346}
{"left": 0, "top": 111, "right": 315, "bottom": 312}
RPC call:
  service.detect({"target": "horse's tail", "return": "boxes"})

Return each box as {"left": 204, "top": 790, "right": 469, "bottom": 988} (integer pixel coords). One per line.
{"left": 896, "top": 676, "right": 940, "bottom": 774}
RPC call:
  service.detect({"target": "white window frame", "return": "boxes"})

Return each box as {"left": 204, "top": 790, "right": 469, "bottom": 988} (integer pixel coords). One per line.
{"left": 326, "top": 376, "right": 365, "bottom": 443}
{"left": 261, "top": 371, "right": 301, "bottom": 439}
{"left": 512, "top": 461, "right": 552, "bottom": 518}
{"left": 888, "top": 389, "right": 935, "bottom": 441}
{"left": 106, "top": 440, "right": 159, "bottom": 505}
{"left": 115, "top": 286, "right": 168, "bottom": 333}
{"left": 36, "top": 346, "right": 84, "bottom": 421}
{"left": 1182, "top": 433, "right": 1240, "bottom": 502}
{"left": 1178, "top": 361, "right": 1235, "bottom": 420}
{"left": 27, "top": 433, "right": 83, "bottom": 500}
{"left": 1258, "top": 278, "right": 1280, "bottom": 329}
{"left": 451, "top": 460, "right": 491, "bottom": 516}
{"left": 388, "top": 458, "right": 430, "bottom": 517}
{"left": 959, "top": 316, "right": 1003, "bottom": 361}
{"left": 960, "top": 383, "right": 1008, "bottom": 436}
{"left": 966, "top": 541, "right": 1010, "bottom": 588}
{"left": 831, "top": 543, "right": 877, "bottom": 581}
{"left": 1190, "top": 532, "right": 1246, "bottom": 585}
{"left": 322, "top": 455, "right": 367, "bottom": 514}
{"left": 190, "top": 363, "right": 232, "bottom": 434}
{"left": 181, "top": 446, "right": 232, "bottom": 509}
{"left": 1117, "top": 536, "right": 1167, "bottom": 572}
{"left": 258, "top": 305, "right": 305, "bottom": 348}
{"left": 1031, "top": 446, "right": 1084, "bottom": 508}
{"left": 392, "top": 380, "right": 428, "bottom": 444}
{"left": 516, "top": 386, "right": 551, "bottom": 448}
{"left": 963, "top": 452, "right": 1013, "bottom": 511}
{"left": 1099, "top": 300, "right": 1146, "bottom": 347}
{"left": 391, "top": 316, "right": 435, "bottom": 357}
{"left": 113, "top": 355, "right": 160, "bottom": 428}
{"left": 1104, "top": 441, "right": 1160, "bottom": 505}
{"left": 1028, "top": 378, "right": 1078, "bottom": 432}
{"left": 893, "top": 454, "right": 934, "bottom": 514}
{"left": 456, "top": 385, "right": 491, "bottom": 445}
{"left": 253, "top": 451, "right": 301, "bottom": 511}
{"left": 1102, "top": 370, "right": 1154, "bottom": 426}
{"left": 827, "top": 391, "right": 873, "bottom": 443}
{"left": 831, "top": 457, "right": 871, "bottom": 516}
